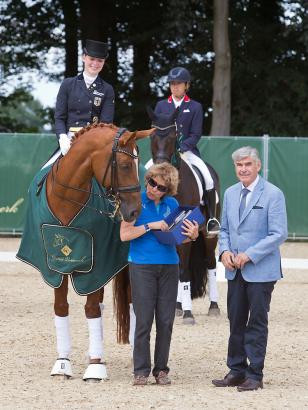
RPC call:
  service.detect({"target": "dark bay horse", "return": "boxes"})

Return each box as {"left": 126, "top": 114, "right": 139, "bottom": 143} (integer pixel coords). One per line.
{"left": 17, "top": 123, "right": 153, "bottom": 381}
{"left": 114, "top": 111, "right": 221, "bottom": 346}
{"left": 148, "top": 108, "right": 221, "bottom": 322}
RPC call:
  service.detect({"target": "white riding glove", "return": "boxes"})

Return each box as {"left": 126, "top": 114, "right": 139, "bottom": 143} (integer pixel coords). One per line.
{"left": 59, "top": 133, "right": 72, "bottom": 156}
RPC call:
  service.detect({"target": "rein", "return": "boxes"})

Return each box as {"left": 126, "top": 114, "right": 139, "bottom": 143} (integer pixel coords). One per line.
{"left": 51, "top": 127, "right": 141, "bottom": 219}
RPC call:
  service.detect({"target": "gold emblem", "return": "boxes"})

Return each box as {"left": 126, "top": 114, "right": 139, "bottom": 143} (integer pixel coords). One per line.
{"left": 94, "top": 97, "right": 102, "bottom": 106}
{"left": 61, "top": 245, "right": 72, "bottom": 256}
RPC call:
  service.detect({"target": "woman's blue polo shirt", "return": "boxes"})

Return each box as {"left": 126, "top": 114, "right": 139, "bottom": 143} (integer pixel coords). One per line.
{"left": 128, "top": 192, "right": 179, "bottom": 264}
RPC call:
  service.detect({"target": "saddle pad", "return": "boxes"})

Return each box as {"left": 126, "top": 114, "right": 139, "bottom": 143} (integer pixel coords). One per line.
{"left": 41, "top": 224, "right": 93, "bottom": 274}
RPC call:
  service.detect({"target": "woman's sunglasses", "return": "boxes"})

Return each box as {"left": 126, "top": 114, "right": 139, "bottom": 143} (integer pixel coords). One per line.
{"left": 147, "top": 177, "right": 168, "bottom": 193}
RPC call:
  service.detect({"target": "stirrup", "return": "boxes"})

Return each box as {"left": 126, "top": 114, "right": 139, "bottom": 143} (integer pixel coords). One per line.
{"left": 206, "top": 217, "right": 220, "bottom": 234}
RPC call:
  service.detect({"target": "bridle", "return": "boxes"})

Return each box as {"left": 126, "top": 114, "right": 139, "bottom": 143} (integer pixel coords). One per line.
{"left": 51, "top": 127, "right": 140, "bottom": 218}
{"left": 151, "top": 123, "right": 177, "bottom": 132}
{"left": 102, "top": 127, "right": 140, "bottom": 195}
{"left": 150, "top": 121, "right": 178, "bottom": 163}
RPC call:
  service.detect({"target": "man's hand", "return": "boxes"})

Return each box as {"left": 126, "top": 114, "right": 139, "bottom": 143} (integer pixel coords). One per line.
{"left": 221, "top": 251, "right": 236, "bottom": 271}
{"left": 59, "top": 134, "right": 72, "bottom": 155}
{"left": 234, "top": 253, "right": 251, "bottom": 269}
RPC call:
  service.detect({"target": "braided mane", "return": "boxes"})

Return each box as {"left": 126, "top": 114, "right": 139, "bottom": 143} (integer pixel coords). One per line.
{"left": 72, "top": 122, "right": 118, "bottom": 141}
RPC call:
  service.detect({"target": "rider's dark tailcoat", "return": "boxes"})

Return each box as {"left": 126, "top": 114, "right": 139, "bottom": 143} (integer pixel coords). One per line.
{"left": 154, "top": 95, "right": 203, "bottom": 157}
{"left": 54, "top": 73, "right": 115, "bottom": 138}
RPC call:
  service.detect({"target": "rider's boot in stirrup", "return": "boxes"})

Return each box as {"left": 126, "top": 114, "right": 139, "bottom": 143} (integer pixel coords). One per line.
{"left": 204, "top": 188, "right": 220, "bottom": 234}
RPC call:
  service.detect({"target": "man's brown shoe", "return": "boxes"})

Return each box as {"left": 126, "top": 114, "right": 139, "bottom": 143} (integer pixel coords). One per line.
{"left": 212, "top": 373, "right": 245, "bottom": 387}
{"left": 155, "top": 371, "right": 171, "bottom": 385}
{"left": 133, "top": 375, "right": 148, "bottom": 386}
{"left": 237, "top": 378, "right": 263, "bottom": 392}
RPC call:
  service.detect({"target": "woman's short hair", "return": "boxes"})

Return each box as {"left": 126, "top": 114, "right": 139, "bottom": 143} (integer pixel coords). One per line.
{"left": 232, "top": 146, "right": 260, "bottom": 163}
{"left": 145, "top": 162, "right": 179, "bottom": 196}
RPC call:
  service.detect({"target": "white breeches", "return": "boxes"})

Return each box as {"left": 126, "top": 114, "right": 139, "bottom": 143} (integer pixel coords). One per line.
{"left": 181, "top": 151, "right": 214, "bottom": 190}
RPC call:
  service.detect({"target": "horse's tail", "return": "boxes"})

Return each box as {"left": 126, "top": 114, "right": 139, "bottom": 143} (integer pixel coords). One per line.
{"left": 189, "top": 233, "right": 208, "bottom": 299}
{"left": 112, "top": 265, "right": 130, "bottom": 344}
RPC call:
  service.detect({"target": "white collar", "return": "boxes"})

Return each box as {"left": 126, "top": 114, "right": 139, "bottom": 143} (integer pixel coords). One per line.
{"left": 83, "top": 72, "right": 97, "bottom": 87}
{"left": 172, "top": 95, "right": 184, "bottom": 108}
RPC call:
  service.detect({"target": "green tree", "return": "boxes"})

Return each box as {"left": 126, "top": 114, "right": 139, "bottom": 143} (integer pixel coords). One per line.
{"left": 230, "top": 0, "right": 308, "bottom": 136}
{"left": 0, "top": 88, "right": 53, "bottom": 132}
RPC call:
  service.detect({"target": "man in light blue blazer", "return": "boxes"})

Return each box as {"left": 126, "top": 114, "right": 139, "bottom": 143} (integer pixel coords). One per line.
{"left": 212, "top": 146, "right": 288, "bottom": 392}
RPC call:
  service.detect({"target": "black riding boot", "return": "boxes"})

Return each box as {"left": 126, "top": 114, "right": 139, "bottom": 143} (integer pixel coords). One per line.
{"left": 204, "top": 188, "right": 220, "bottom": 234}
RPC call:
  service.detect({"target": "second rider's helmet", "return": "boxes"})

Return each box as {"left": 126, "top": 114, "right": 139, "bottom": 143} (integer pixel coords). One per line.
{"left": 167, "top": 67, "right": 191, "bottom": 83}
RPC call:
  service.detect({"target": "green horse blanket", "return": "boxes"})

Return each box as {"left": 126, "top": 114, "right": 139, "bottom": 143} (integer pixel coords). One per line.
{"left": 17, "top": 165, "right": 131, "bottom": 295}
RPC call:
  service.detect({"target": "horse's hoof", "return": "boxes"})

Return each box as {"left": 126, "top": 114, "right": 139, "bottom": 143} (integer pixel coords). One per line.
{"left": 208, "top": 302, "right": 221, "bottom": 317}
{"left": 84, "top": 378, "right": 102, "bottom": 383}
{"left": 83, "top": 362, "right": 108, "bottom": 382}
{"left": 175, "top": 309, "right": 183, "bottom": 317}
{"left": 50, "top": 358, "right": 73, "bottom": 378}
{"left": 182, "top": 310, "right": 196, "bottom": 325}
{"left": 175, "top": 302, "right": 183, "bottom": 317}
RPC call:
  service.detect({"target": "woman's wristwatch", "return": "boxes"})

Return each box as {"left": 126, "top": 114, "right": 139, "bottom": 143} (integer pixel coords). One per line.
{"left": 144, "top": 223, "right": 151, "bottom": 233}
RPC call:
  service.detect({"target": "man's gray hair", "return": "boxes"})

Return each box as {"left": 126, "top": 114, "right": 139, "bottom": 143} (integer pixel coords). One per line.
{"left": 232, "top": 146, "right": 260, "bottom": 163}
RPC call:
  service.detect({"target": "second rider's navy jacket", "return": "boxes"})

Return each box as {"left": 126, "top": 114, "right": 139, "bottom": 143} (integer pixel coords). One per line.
{"left": 54, "top": 73, "right": 115, "bottom": 138}
{"left": 154, "top": 95, "right": 203, "bottom": 157}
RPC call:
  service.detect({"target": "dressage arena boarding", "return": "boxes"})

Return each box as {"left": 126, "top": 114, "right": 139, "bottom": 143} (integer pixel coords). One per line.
{"left": 1, "top": 238, "right": 307, "bottom": 410}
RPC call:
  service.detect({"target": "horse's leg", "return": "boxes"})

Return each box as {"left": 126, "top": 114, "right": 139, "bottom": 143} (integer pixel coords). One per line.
{"left": 98, "top": 287, "right": 105, "bottom": 315}
{"left": 51, "top": 275, "right": 73, "bottom": 378}
{"left": 177, "top": 242, "right": 195, "bottom": 325}
{"left": 83, "top": 289, "right": 108, "bottom": 382}
{"left": 202, "top": 232, "right": 221, "bottom": 316}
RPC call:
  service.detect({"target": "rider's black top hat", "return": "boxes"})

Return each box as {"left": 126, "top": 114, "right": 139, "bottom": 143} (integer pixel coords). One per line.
{"left": 83, "top": 39, "right": 109, "bottom": 59}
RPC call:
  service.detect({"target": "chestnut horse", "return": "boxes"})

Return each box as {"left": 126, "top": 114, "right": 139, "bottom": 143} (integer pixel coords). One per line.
{"left": 17, "top": 123, "right": 153, "bottom": 381}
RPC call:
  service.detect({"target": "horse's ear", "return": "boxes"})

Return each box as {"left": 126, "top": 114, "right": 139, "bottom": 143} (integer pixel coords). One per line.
{"left": 134, "top": 128, "right": 156, "bottom": 140}
{"left": 171, "top": 107, "right": 180, "bottom": 122}
{"left": 146, "top": 106, "right": 156, "bottom": 121}
{"left": 119, "top": 131, "right": 135, "bottom": 145}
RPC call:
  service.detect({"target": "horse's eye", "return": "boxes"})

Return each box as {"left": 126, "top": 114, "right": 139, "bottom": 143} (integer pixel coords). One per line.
{"left": 119, "top": 162, "right": 132, "bottom": 170}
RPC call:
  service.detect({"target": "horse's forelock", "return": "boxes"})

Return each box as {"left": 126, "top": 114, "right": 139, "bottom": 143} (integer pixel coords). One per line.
{"left": 153, "top": 113, "right": 174, "bottom": 128}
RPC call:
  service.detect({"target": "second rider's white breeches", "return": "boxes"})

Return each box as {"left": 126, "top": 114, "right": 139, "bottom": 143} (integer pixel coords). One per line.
{"left": 181, "top": 151, "right": 214, "bottom": 190}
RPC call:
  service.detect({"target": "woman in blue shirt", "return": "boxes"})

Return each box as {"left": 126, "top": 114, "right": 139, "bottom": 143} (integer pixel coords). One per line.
{"left": 120, "top": 163, "right": 199, "bottom": 386}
